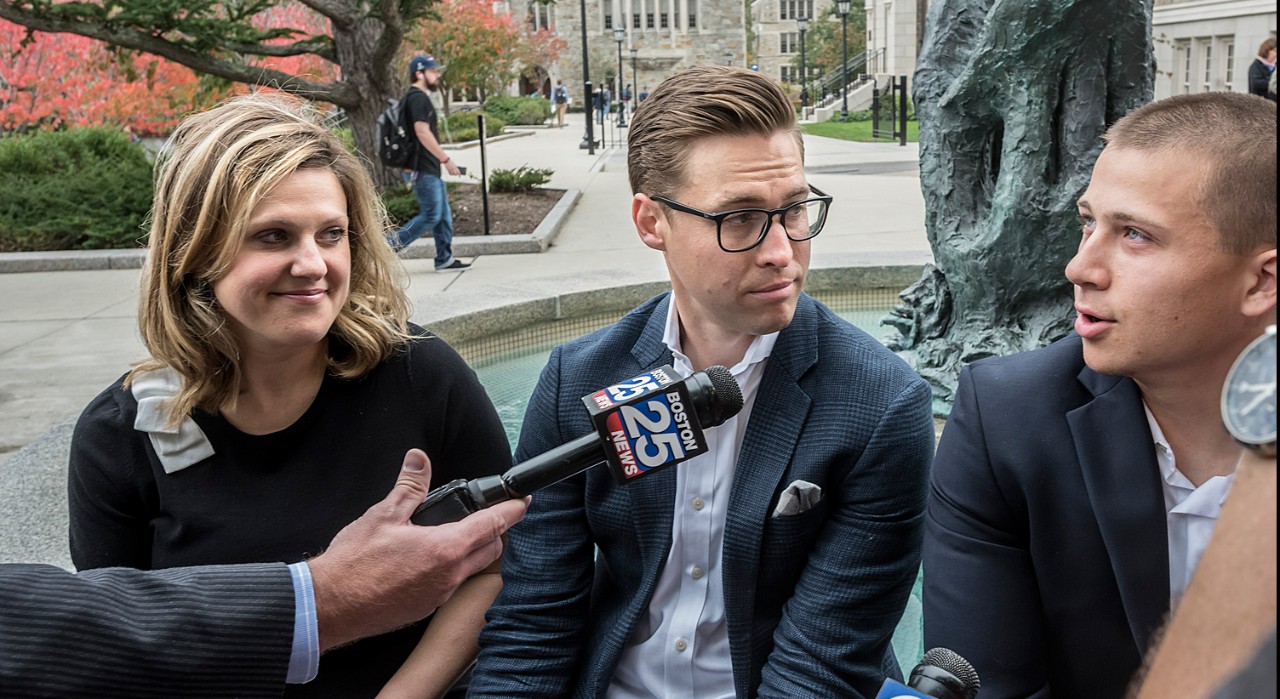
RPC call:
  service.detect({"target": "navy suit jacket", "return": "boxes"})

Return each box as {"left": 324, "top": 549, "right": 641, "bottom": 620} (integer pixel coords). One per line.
{"left": 471, "top": 293, "right": 935, "bottom": 698}
{"left": 923, "top": 335, "right": 1170, "bottom": 698}
{"left": 0, "top": 562, "right": 294, "bottom": 697}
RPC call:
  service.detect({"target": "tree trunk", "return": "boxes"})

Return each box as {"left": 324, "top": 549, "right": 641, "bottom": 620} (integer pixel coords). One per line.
{"left": 886, "top": 0, "right": 1153, "bottom": 414}
{"left": 330, "top": 8, "right": 405, "bottom": 189}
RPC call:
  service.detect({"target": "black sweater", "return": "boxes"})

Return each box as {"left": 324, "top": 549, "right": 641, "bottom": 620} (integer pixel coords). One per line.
{"left": 69, "top": 329, "right": 512, "bottom": 698}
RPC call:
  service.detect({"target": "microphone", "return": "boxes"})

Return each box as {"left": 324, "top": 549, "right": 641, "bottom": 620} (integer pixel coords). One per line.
{"left": 875, "top": 648, "right": 981, "bottom": 699}
{"left": 411, "top": 365, "right": 743, "bottom": 525}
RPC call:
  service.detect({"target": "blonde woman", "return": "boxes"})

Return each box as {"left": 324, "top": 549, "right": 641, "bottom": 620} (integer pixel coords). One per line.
{"left": 68, "top": 94, "right": 511, "bottom": 698}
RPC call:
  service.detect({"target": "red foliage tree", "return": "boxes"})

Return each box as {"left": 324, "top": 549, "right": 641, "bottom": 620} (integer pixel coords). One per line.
{"left": 0, "top": 4, "right": 338, "bottom": 136}
{"left": 0, "top": 19, "right": 219, "bottom": 135}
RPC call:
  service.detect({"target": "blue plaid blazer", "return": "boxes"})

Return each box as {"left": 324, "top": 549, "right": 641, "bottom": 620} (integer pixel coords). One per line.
{"left": 471, "top": 292, "right": 935, "bottom": 698}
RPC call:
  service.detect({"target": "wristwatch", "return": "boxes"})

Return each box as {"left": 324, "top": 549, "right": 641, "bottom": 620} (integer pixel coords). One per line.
{"left": 1220, "top": 324, "right": 1276, "bottom": 458}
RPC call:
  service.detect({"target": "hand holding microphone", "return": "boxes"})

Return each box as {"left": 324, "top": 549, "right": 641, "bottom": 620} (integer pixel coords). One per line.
{"left": 411, "top": 365, "right": 744, "bottom": 525}
{"left": 876, "top": 648, "right": 981, "bottom": 699}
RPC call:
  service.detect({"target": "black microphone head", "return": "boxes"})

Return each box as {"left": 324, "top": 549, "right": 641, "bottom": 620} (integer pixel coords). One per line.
{"left": 699, "top": 365, "right": 744, "bottom": 427}
{"left": 914, "top": 648, "right": 981, "bottom": 699}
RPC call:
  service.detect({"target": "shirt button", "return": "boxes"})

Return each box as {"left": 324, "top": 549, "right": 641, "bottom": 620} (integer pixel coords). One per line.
{"left": 675, "top": 638, "right": 688, "bottom": 652}
{"left": 691, "top": 566, "right": 704, "bottom": 580}
{"left": 692, "top": 497, "right": 705, "bottom": 511}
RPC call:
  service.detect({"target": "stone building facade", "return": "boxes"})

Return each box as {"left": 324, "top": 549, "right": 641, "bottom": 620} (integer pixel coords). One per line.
{"left": 523, "top": 0, "right": 749, "bottom": 104}
{"left": 750, "top": 0, "right": 839, "bottom": 90}
{"left": 858, "top": 0, "right": 1274, "bottom": 97}
{"left": 863, "top": 0, "right": 922, "bottom": 81}
{"left": 1152, "top": 0, "right": 1275, "bottom": 99}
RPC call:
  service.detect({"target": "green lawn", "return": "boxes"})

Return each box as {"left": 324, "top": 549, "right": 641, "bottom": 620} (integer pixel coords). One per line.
{"left": 803, "top": 119, "right": 919, "bottom": 143}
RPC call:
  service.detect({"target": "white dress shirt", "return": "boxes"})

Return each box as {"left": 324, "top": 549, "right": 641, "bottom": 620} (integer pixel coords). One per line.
{"left": 606, "top": 300, "right": 778, "bottom": 699}
{"left": 1143, "top": 405, "right": 1235, "bottom": 603}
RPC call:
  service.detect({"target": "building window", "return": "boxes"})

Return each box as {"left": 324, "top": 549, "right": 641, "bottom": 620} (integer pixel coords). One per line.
{"left": 781, "top": 32, "right": 799, "bottom": 54}
{"left": 1177, "top": 40, "right": 1191, "bottom": 94}
{"left": 1224, "top": 39, "right": 1235, "bottom": 86}
{"left": 647, "top": 12, "right": 655, "bottom": 28}
{"left": 688, "top": 0, "right": 697, "bottom": 29}
{"left": 527, "top": 2, "right": 554, "bottom": 31}
{"left": 1201, "top": 39, "right": 1213, "bottom": 91}
{"left": 634, "top": 13, "right": 641, "bottom": 28}
{"left": 781, "top": 65, "right": 796, "bottom": 83}
{"left": 604, "top": 0, "right": 613, "bottom": 29}
{"left": 780, "top": 0, "right": 814, "bottom": 20}
{"left": 660, "top": 11, "right": 668, "bottom": 28}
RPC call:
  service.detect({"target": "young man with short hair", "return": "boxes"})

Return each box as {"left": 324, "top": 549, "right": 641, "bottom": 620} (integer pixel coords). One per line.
{"left": 390, "top": 55, "right": 469, "bottom": 271}
{"left": 923, "top": 91, "right": 1277, "bottom": 698}
{"left": 470, "top": 66, "right": 935, "bottom": 698}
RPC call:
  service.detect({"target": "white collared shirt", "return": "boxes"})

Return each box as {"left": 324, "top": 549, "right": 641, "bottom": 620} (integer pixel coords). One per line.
{"left": 1143, "top": 405, "right": 1236, "bottom": 602}
{"left": 606, "top": 298, "right": 778, "bottom": 699}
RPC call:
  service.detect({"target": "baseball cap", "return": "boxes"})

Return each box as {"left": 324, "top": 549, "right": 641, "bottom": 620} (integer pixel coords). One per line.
{"left": 409, "top": 55, "right": 446, "bottom": 75}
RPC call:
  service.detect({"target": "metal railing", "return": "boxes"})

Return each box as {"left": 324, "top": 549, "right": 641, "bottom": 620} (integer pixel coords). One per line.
{"left": 814, "top": 48, "right": 871, "bottom": 99}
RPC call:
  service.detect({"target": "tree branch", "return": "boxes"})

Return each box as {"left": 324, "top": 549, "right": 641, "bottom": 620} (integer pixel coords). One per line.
{"left": 0, "top": 3, "right": 358, "bottom": 105}
{"left": 296, "top": 0, "right": 360, "bottom": 29}
{"left": 223, "top": 37, "right": 336, "bottom": 62}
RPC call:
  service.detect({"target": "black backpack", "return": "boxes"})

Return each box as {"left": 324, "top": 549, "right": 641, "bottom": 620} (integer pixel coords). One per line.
{"left": 376, "top": 91, "right": 416, "bottom": 169}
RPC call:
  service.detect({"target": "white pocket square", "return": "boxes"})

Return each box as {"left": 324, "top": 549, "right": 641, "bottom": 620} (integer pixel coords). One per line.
{"left": 771, "top": 480, "right": 822, "bottom": 518}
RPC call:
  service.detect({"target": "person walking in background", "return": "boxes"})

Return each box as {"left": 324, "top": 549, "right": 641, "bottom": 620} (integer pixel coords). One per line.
{"left": 595, "top": 85, "right": 612, "bottom": 125}
{"left": 390, "top": 55, "right": 470, "bottom": 271}
{"left": 1248, "top": 37, "right": 1276, "bottom": 101}
{"left": 638, "top": 85, "right": 650, "bottom": 103}
{"left": 67, "top": 93, "right": 514, "bottom": 698}
{"left": 553, "top": 79, "right": 570, "bottom": 128}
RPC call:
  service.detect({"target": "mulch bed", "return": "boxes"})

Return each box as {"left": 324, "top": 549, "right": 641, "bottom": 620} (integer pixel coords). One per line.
{"left": 448, "top": 183, "right": 564, "bottom": 236}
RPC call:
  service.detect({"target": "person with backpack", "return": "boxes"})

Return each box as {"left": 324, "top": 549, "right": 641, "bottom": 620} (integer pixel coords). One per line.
{"left": 552, "top": 79, "right": 570, "bottom": 128}
{"left": 389, "top": 55, "right": 469, "bottom": 271}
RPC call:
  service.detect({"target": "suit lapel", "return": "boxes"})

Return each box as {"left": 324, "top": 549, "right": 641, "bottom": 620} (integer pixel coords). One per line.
{"left": 1067, "top": 367, "right": 1170, "bottom": 655}
{"left": 723, "top": 295, "right": 818, "bottom": 696}
{"left": 626, "top": 295, "right": 679, "bottom": 568}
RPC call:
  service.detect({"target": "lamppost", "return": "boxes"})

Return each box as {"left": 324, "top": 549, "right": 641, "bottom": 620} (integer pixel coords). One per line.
{"left": 613, "top": 27, "right": 627, "bottom": 128}
{"left": 630, "top": 47, "right": 638, "bottom": 118}
{"left": 837, "top": 0, "right": 850, "bottom": 119}
{"left": 798, "top": 15, "right": 809, "bottom": 112}
{"left": 578, "top": 0, "right": 593, "bottom": 153}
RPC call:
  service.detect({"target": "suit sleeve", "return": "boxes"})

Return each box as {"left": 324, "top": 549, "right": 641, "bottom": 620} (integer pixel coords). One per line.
{"left": 0, "top": 562, "right": 294, "bottom": 697}
{"left": 923, "top": 365, "right": 1051, "bottom": 699}
{"left": 469, "top": 347, "right": 597, "bottom": 697}
{"left": 759, "top": 376, "right": 936, "bottom": 699}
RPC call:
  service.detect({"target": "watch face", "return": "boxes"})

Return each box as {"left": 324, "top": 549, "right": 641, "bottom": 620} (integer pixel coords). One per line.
{"left": 1222, "top": 325, "right": 1277, "bottom": 448}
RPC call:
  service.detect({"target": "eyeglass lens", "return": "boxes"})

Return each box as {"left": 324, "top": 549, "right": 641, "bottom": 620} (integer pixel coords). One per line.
{"left": 719, "top": 199, "right": 827, "bottom": 252}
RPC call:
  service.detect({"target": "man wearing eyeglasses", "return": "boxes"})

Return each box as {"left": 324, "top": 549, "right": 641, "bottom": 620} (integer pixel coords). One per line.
{"left": 470, "top": 66, "right": 935, "bottom": 698}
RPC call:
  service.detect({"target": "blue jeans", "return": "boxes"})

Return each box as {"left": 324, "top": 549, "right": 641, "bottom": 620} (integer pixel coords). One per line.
{"left": 391, "top": 173, "right": 455, "bottom": 269}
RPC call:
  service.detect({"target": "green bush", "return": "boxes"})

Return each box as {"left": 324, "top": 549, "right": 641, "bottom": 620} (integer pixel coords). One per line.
{"left": 0, "top": 128, "right": 154, "bottom": 251}
{"left": 488, "top": 165, "right": 553, "bottom": 193}
{"left": 441, "top": 111, "right": 506, "bottom": 143}
{"left": 380, "top": 184, "right": 418, "bottom": 227}
{"left": 835, "top": 95, "right": 916, "bottom": 123}
{"left": 381, "top": 181, "right": 466, "bottom": 227}
{"left": 483, "top": 95, "right": 552, "bottom": 125}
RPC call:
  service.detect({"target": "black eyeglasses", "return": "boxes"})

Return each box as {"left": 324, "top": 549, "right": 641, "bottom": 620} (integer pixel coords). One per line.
{"left": 650, "top": 185, "right": 832, "bottom": 253}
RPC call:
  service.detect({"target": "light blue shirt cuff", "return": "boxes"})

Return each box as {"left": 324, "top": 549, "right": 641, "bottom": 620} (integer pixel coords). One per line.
{"left": 286, "top": 562, "right": 320, "bottom": 684}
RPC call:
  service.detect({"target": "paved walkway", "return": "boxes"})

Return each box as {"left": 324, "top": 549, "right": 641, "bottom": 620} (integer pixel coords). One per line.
{"left": 0, "top": 111, "right": 930, "bottom": 565}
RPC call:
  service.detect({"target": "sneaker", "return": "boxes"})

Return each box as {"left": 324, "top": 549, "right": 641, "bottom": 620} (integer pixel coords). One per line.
{"left": 436, "top": 259, "right": 470, "bottom": 272}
